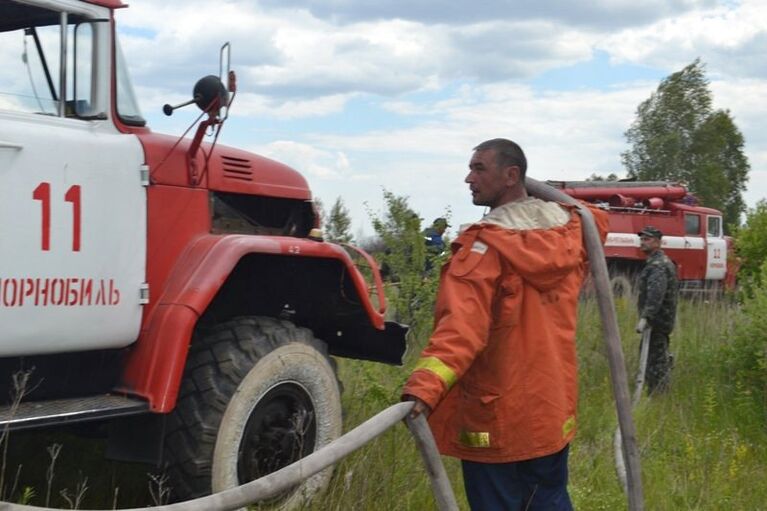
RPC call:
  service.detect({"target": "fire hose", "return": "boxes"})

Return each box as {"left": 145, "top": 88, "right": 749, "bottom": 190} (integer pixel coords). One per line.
{"left": 614, "top": 327, "right": 651, "bottom": 494}
{"left": 526, "top": 178, "right": 644, "bottom": 511}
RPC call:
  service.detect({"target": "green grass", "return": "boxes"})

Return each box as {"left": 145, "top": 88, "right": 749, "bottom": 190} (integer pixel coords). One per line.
{"left": 3, "top": 297, "right": 766, "bottom": 509}
{"left": 311, "top": 296, "right": 767, "bottom": 510}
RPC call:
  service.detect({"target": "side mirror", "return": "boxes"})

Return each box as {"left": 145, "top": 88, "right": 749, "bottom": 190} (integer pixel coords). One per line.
{"left": 162, "top": 74, "right": 228, "bottom": 116}
{"left": 192, "top": 75, "right": 228, "bottom": 112}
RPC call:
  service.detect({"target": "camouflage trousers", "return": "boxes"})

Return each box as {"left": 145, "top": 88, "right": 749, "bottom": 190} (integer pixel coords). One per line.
{"left": 644, "top": 330, "right": 673, "bottom": 395}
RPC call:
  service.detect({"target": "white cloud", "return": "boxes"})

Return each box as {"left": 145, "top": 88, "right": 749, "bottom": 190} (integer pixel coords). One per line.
{"left": 259, "top": 0, "right": 716, "bottom": 29}
{"left": 274, "top": 74, "right": 766, "bottom": 233}
{"left": 275, "top": 83, "right": 646, "bottom": 229}
{"left": 600, "top": 0, "right": 767, "bottom": 78}
{"left": 255, "top": 140, "right": 354, "bottom": 180}
{"left": 5, "top": 0, "right": 763, "bottom": 234}
{"left": 233, "top": 92, "right": 352, "bottom": 119}
{"left": 100, "top": 0, "right": 767, "bottom": 226}
{"left": 111, "top": 0, "right": 765, "bottom": 120}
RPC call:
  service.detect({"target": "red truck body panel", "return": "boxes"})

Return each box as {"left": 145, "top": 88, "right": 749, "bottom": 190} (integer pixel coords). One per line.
{"left": 121, "top": 233, "right": 387, "bottom": 411}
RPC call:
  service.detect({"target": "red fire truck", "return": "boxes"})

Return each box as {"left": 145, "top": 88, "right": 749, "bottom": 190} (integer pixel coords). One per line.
{"left": 0, "top": 0, "right": 406, "bottom": 507}
{"left": 549, "top": 180, "right": 737, "bottom": 295}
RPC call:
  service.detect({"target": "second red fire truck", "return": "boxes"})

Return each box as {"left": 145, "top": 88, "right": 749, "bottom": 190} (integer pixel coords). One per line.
{"left": 549, "top": 180, "right": 737, "bottom": 295}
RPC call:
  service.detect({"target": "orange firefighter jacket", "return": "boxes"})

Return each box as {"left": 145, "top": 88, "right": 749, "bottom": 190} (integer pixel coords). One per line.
{"left": 403, "top": 200, "right": 608, "bottom": 463}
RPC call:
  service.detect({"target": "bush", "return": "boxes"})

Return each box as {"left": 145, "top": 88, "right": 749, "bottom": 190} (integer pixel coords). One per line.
{"left": 722, "top": 259, "right": 767, "bottom": 409}
{"left": 366, "top": 190, "right": 448, "bottom": 344}
{"left": 734, "top": 200, "right": 767, "bottom": 294}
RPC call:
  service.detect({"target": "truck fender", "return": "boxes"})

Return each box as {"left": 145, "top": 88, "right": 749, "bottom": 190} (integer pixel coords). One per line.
{"left": 119, "top": 234, "right": 387, "bottom": 411}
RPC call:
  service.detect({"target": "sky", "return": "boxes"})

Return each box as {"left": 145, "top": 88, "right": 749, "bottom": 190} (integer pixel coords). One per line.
{"left": 115, "top": 0, "right": 767, "bottom": 239}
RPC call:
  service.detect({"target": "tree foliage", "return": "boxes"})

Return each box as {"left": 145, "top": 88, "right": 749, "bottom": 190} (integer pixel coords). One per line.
{"left": 734, "top": 200, "right": 767, "bottom": 291}
{"left": 325, "top": 197, "right": 354, "bottom": 244}
{"left": 622, "top": 59, "right": 750, "bottom": 230}
{"left": 365, "top": 190, "right": 444, "bottom": 337}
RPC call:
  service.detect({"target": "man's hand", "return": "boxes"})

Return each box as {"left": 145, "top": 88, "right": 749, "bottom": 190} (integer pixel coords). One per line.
{"left": 402, "top": 395, "right": 431, "bottom": 419}
{"left": 635, "top": 317, "right": 648, "bottom": 333}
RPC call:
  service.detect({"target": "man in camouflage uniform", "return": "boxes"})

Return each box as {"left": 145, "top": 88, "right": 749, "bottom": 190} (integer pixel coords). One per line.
{"left": 635, "top": 226, "right": 678, "bottom": 395}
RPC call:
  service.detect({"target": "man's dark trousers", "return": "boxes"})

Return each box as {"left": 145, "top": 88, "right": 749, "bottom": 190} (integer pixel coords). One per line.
{"left": 462, "top": 444, "right": 573, "bottom": 510}
{"left": 646, "top": 329, "right": 672, "bottom": 394}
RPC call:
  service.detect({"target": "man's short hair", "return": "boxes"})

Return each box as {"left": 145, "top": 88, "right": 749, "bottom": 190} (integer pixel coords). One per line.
{"left": 473, "top": 138, "right": 527, "bottom": 180}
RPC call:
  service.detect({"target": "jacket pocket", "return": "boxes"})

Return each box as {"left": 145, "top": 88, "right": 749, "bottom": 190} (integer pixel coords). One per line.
{"left": 491, "top": 274, "right": 523, "bottom": 329}
{"left": 453, "top": 384, "right": 504, "bottom": 450}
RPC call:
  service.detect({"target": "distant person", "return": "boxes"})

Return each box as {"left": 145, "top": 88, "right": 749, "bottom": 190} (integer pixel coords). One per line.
{"left": 635, "top": 226, "right": 678, "bottom": 395}
{"left": 402, "top": 138, "right": 608, "bottom": 510}
{"left": 423, "top": 217, "right": 449, "bottom": 254}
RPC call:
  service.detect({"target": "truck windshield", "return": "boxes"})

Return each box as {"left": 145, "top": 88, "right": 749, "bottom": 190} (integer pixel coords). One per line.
{"left": 115, "top": 36, "right": 145, "bottom": 126}
{"left": 0, "top": 1, "right": 103, "bottom": 119}
{"left": 0, "top": 4, "right": 63, "bottom": 114}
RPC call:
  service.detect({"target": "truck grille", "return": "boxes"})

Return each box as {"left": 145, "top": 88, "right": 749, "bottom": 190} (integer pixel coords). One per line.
{"left": 221, "top": 154, "right": 253, "bottom": 181}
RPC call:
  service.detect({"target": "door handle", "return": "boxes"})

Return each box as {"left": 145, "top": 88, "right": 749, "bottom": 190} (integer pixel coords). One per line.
{"left": 0, "top": 140, "right": 23, "bottom": 150}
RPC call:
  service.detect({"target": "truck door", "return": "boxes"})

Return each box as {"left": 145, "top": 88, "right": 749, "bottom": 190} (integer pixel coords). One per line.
{"left": 0, "top": 6, "right": 146, "bottom": 356}
{"left": 705, "top": 215, "right": 726, "bottom": 280}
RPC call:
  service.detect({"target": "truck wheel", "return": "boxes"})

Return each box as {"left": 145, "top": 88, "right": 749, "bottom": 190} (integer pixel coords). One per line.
{"left": 164, "top": 316, "right": 342, "bottom": 508}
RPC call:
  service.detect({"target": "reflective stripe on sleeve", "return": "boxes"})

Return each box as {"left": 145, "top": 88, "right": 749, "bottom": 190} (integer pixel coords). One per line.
{"left": 413, "top": 356, "right": 458, "bottom": 389}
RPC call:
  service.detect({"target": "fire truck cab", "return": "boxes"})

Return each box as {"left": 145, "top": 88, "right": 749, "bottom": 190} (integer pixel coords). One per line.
{"left": 550, "top": 181, "right": 734, "bottom": 295}
{"left": 0, "top": 0, "right": 406, "bottom": 506}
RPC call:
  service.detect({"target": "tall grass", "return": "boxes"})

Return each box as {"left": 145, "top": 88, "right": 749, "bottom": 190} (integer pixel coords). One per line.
{"left": 3, "top": 294, "right": 765, "bottom": 509}
{"left": 309, "top": 294, "right": 766, "bottom": 511}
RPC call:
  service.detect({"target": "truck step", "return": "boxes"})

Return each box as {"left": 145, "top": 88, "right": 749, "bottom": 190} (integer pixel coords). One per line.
{"left": 0, "top": 394, "right": 149, "bottom": 432}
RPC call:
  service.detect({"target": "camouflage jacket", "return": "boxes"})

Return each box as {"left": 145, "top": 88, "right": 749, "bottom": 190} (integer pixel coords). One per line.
{"left": 637, "top": 249, "right": 678, "bottom": 333}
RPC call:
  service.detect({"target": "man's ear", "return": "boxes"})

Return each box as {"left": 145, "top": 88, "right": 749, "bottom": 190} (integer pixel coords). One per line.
{"left": 506, "top": 165, "right": 521, "bottom": 186}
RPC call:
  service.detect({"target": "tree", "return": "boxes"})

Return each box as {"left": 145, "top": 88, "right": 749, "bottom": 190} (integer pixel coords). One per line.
{"left": 691, "top": 110, "right": 749, "bottom": 228}
{"left": 734, "top": 200, "right": 767, "bottom": 291}
{"left": 313, "top": 197, "right": 326, "bottom": 227}
{"left": 365, "top": 190, "right": 441, "bottom": 334}
{"left": 586, "top": 172, "right": 620, "bottom": 181}
{"left": 622, "top": 59, "right": 750, "bottom": 230}
{"left": 325, "top": 197, "right": 353, "bottom": 244}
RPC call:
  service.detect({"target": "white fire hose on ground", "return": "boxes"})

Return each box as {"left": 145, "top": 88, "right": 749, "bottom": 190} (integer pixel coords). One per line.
{"left": 614, "top": 327, "right": 651, "bottom": 494}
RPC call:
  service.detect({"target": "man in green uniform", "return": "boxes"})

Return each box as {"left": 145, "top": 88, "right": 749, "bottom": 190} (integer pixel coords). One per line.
{"left": 635, "top": 226, "right": 678, "bottom": 394}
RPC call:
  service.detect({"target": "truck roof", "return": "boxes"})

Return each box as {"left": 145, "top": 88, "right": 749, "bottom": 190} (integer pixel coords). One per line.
{"left": 667, "top": 202, "right": 722, "bottom": 216}
{"left": 1, "top": 0, "right": 123, "bottom": 32}
{"left": 82, "top": 0, "right": 126, "bottom": 8}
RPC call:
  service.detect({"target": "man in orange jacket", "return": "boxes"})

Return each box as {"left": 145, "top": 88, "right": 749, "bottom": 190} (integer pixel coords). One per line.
{"left": 402, "top": 138, "right": 607, "bottom": 510}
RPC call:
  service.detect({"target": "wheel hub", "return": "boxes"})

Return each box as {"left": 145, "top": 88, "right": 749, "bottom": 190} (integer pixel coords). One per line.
{"left": 237, "top": 382, "right": 317, "bottom": 483}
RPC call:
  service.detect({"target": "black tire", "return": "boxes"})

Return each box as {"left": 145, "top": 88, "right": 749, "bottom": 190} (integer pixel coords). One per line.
{"left": 164, "top": 316, "right": 342, "bottom": 508}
